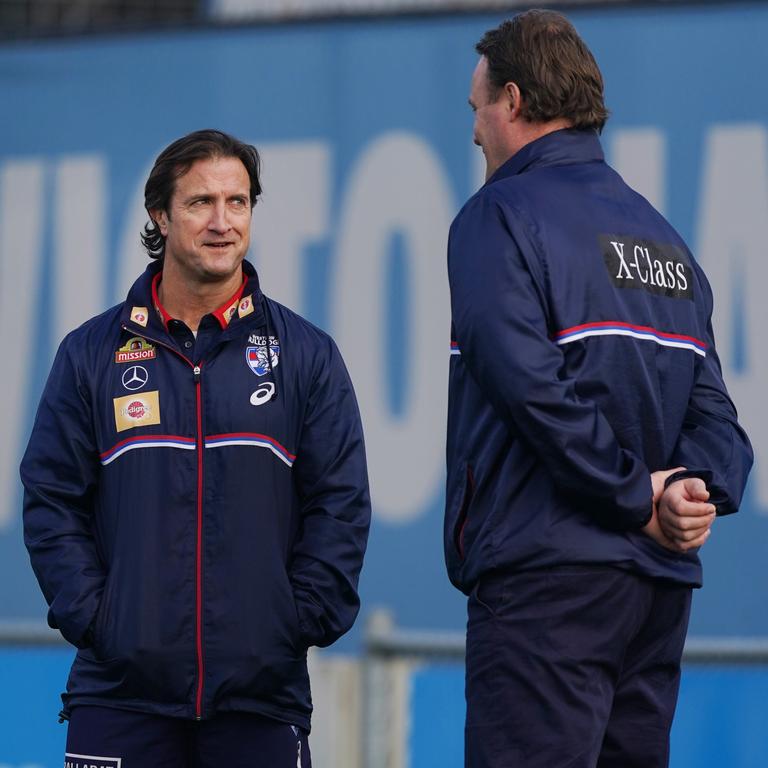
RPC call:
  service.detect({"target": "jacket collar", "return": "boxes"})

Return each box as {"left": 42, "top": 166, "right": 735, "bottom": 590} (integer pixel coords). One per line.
{"left": 486, "top": 128, "right": 604, "bottom": 186}
{"left": 120, "top": 259, "right": 266, "bottom": 338}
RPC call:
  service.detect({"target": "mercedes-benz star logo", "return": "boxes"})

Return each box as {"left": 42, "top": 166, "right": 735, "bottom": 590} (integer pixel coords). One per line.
{"left": 122, "top": 365, "right": 149, "bottom": 391}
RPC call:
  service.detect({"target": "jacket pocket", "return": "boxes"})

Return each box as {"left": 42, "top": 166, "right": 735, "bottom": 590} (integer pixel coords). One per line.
{"left": 453, "top": 464, "right": 476, "bottom": 559}
{"left": 91, "top": 572, "right": 116, "bottom": 661}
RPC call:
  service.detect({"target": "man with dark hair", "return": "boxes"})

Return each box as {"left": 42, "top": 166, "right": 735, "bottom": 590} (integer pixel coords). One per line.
{"left": 445, "top": 10, "right": 752, "bottom": 768}
{"left": 22, "top": 129, "right": 371, "bottom": 767}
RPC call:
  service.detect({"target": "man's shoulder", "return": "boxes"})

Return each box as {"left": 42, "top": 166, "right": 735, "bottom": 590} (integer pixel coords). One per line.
{"left": 59, "top": 303, "right": 125, "bottom": 357}
{"left": 450, "top": 180, "right": 538, "bottom": 252}
{"left": 264, "top": 297, "right": 339, "bottom": 359}
{"left": 454, "top": 177, "right": 529, "bottom": 224}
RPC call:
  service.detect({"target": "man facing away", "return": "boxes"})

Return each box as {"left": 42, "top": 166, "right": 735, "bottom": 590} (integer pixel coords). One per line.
{"left": 444, "top": 11, "right": 753, "bottom": 768}
{"left": 21, "top": 129, "right": 371, "bottom": 767}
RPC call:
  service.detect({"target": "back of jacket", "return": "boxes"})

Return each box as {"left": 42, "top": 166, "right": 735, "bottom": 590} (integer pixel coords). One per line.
{"left": 445, "top": 129, "right": 752, "bottom": 594}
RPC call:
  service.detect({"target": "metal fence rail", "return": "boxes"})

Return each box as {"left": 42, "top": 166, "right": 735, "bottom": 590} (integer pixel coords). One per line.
{"left": 5, "top": 611, "right": 768, "bottom": 663}
{"left": 0, "top": 621, "right": 67, "bottom": 646}
{"left": 364, "top": 609, "right": 768, "bottom": 664}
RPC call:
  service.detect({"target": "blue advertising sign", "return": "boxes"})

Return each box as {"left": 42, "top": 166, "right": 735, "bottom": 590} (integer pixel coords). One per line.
{"left": 408, "top": 662, "right": 768, "bottom": 768}
{"left": 0, "top": 3, "right": 766, "bottom": 656}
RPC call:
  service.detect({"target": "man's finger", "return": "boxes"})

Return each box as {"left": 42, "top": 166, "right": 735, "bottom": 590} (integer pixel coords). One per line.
{"left": 681, "top": 477, "right": 710, "bottom": 502}
{"left": 666, "top": 499, "right": 716, "bottom": 519}
{"left": 673, "top": 528, "right": 712, "bottom": 552}
{"left": 660, "top": 509, "right": 715, "bottom": 534}
{"left": 676, "top": 518, "right": 715, "bottom": 541}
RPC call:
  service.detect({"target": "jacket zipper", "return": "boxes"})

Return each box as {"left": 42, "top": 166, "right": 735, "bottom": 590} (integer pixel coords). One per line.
{"left": 120, "top": 325, "right": 206, "bottom": 718}
{"left": 194, "top": 363, "right": 204, "bottom": 719}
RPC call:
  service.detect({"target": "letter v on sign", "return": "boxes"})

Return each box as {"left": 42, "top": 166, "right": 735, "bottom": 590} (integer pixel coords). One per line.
{"left": 0, "top": 159, "right": 45, "bottom": 533}
{"left": 0, "top": 155, "right": 107, "bottom": 533}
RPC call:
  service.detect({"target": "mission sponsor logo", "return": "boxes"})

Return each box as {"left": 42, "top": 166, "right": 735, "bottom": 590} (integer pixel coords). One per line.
{"left": 115, "top": 337, "right": 157, "bottom": 364}
{"left": 246, "top": 334, "right": 280, "bottom": 376}
{"left": 113, "top": 390, "right": 161, "bottom": 432}
{"left": 65, "top": 754, "right": 121, "bottom": 768}
{"left": 599, "top": 234, "right": 693, "bottom": 300}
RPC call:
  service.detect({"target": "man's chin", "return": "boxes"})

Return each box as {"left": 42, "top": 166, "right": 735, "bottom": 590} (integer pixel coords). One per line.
{"left": 197, "top": 257, "right": 245, "bottom": 284}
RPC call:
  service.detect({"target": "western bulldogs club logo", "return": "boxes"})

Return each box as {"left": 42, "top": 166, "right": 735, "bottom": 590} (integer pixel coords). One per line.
{"left": 246, "top": 335, "right": 280, "bottom": 377}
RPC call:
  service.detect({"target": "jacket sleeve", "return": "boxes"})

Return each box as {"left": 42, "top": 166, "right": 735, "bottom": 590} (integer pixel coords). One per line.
{"left": 666, "top": 271, "right": 753, "bottom": 515}
{"left": 290, "top": 337, "right": 371, "bottom": 648}
{"left": 449, "top": 192, "right": 653, "bottom": 529}
{"left": 20, "top": 333, "right": 104, "bottom": 647}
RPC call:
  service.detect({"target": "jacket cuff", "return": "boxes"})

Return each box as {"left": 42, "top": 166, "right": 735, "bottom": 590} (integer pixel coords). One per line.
{"left": 664, "top": 468, "right": 714, "bottom": 490}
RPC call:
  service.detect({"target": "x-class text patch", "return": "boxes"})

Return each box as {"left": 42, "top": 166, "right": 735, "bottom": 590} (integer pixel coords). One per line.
{"left": 599, "top": 234, "right": 693, "bottom": 300}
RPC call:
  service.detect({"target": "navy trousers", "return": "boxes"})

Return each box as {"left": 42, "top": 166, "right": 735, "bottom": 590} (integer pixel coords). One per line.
{"left": 64, "top": 706, "right": 311, "bottom": 768}
{"left": 465, "top": 565, "right": 692, "bottom": 768}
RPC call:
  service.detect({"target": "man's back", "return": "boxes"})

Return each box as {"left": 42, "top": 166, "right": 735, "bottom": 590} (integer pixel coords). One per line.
{"left": 445, "top": 128, "right": 749, "bottom": 593}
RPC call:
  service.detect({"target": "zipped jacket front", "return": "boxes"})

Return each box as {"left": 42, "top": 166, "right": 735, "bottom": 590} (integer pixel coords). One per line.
{"left": 445, "top": 129, "right": 752, "bottom": 594}
{"left": 22, "top": 260, "right": 371, "bottom": 729}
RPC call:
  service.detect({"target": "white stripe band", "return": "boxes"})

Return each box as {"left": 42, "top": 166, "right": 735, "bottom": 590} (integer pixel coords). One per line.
{"left": 205, "top": 439, "right": 294, "bottom": 467}
{"left": 555, "top": 328, "right": 706, "bottom": 357}
{"left": 101, "top": 441, "right": 195, "bottom": 466}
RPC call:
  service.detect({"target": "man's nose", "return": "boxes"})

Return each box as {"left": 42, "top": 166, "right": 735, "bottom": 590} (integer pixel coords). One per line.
{"left": 208, "top": 202, "right": 231, "bottom": 232}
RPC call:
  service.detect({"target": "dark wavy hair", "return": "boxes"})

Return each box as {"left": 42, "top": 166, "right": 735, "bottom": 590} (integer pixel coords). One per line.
{"left": 142, "top": 129, "right": 262, "bottom": 259}
{"left": 476, "top": 10, "right": 609, "bottom": 132}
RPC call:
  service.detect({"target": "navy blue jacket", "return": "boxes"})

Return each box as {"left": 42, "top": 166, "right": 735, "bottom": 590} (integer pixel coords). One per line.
{"left": 445, "top": 129, "right": 752, "bottom": 594}
{"left": 21, "top": 260, "right": 370, "bottom": 729}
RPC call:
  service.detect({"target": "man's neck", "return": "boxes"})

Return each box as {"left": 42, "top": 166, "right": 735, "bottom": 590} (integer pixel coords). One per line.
{"left": 514, "top": 118, "right": 573, "bottom": 154}
{"left": 487, "top": 119, "right": 574, "bottom": 182}
{"left": 157, "top": 264, "right": 243, "bottom": 332}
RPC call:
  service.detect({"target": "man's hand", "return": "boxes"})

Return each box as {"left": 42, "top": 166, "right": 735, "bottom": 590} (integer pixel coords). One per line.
{"left": 642, "top": 467, "right": 686, "bottom": 551}
{"left": 657, "top": 477, "right": 716, "bottom": 552}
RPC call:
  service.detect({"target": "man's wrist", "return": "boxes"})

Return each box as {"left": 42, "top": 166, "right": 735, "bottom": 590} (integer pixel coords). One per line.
{"left": 663, "top": 468, "right": 713, "bottom": 490}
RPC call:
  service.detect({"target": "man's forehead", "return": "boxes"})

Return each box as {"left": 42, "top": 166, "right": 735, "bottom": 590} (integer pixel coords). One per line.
{"left": 174, "top": 156, "right": 249, "bottom": 193}
{"left": 472, "top": 57, "right": 489, "bottom": 82}
{"left": 470, "top": 57, "right": 490, "bottom": 98}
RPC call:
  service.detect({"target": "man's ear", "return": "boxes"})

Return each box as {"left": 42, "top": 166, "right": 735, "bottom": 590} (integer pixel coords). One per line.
{"left": 150, "top": 209, "right": 168, "bottom": 237}
{"left": 504, "top": 81, "right": 523, "bottom": 119}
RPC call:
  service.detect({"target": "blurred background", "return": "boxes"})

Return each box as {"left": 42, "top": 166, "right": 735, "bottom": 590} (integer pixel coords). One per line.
{"left": 1, "top": 0, "right": 767, "bottom": 765}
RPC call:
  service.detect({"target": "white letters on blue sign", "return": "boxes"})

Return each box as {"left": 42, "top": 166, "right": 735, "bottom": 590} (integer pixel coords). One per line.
{"left": 0, "top": 125, "right": 765, "bottom": 535}
{"left": 53, "top": 156, "right": 107, "bottom": 342}
{"left": 334, "top": 132, "right": 454, "bottom": 523}
{"left": 0, "top": 160, "right": 45, "bottom": 531}
{"left": 610, "top": 128, "right": 667, "bottom": 214}
{"left": 251, "top": 142, "right": 331, "bottom": 315}
{"left": 696, "top": 124, "right": 768, "bottom": 513}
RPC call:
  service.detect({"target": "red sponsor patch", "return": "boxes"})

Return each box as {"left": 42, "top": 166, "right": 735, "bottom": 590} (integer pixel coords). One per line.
{"left": 126, "top": 401, "right": 146, "bottom": 419}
